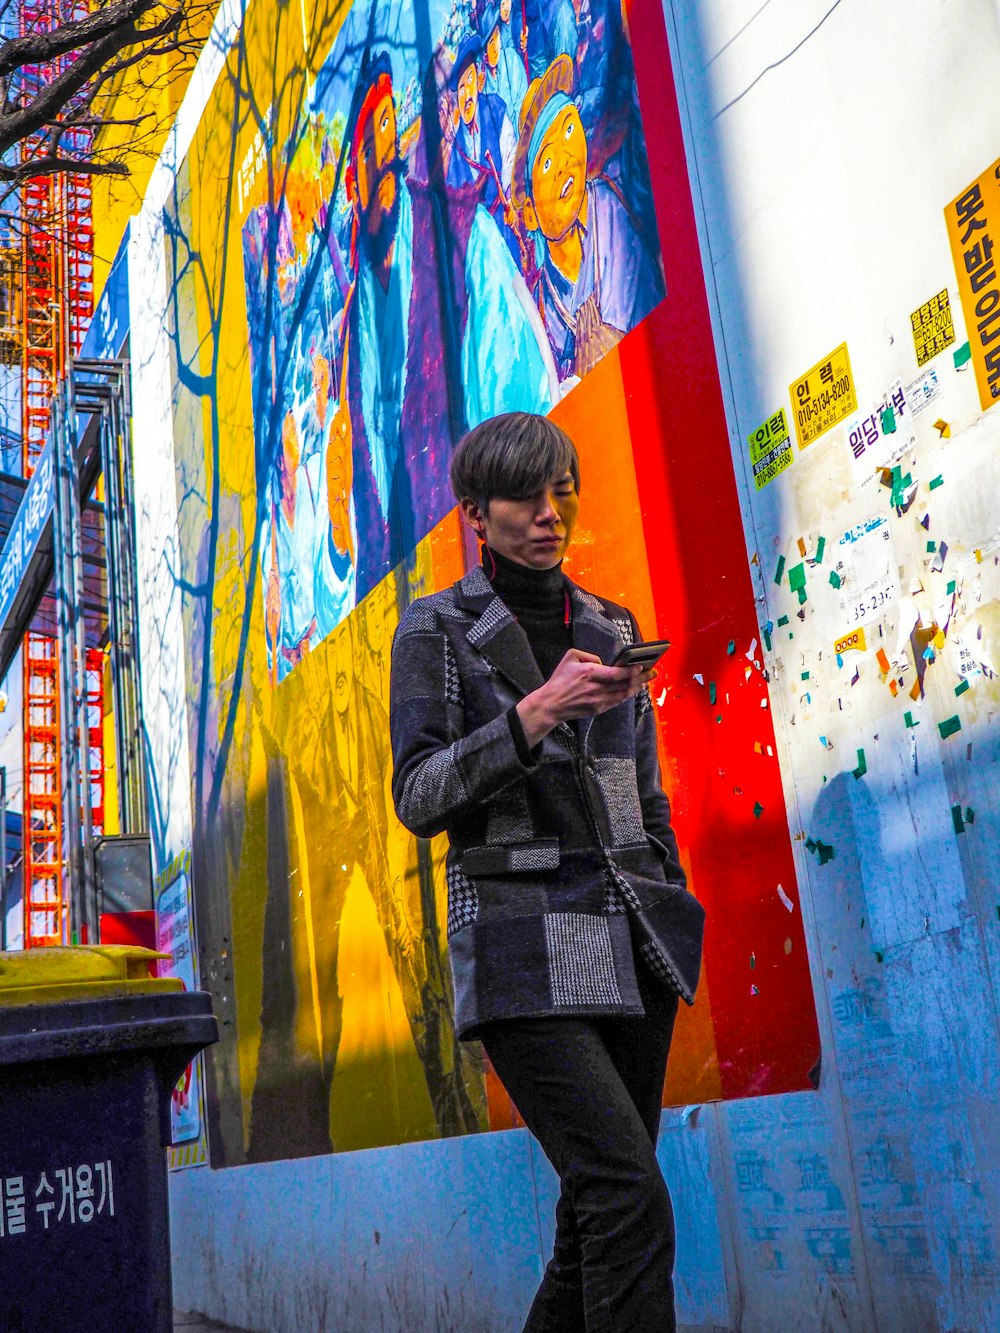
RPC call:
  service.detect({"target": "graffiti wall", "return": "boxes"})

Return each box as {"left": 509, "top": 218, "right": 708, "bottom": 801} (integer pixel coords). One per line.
{"left": 152, "top": 0, "right": 819, "bottom": 1165}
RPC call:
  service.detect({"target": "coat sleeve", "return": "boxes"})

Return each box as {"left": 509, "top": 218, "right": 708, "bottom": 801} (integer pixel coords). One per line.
{"left": 390, "top": 599, "right": 538, "bottom": 839}
{"left": 629, "top": 612, "right": 687, "bottom": 891}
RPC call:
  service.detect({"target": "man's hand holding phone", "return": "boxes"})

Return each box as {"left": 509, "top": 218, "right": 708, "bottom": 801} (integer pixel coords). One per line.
{"left": 516, "top": 644, "right": 663, "bottom": 749}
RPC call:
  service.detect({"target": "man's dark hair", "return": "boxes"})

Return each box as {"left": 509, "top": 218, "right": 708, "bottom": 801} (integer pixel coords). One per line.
{"left": 450, "top": 412, "right": 580, "bottom": 510}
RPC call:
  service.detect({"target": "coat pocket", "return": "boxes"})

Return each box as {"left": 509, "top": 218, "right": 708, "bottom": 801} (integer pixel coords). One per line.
{"left": 460, "top": 839, "right": 561, "bottom": 876}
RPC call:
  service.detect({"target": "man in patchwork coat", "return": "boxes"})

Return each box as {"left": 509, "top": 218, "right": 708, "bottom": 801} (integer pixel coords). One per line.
{"left": 390, "top": 411, "right": 704, "bottom": 1332}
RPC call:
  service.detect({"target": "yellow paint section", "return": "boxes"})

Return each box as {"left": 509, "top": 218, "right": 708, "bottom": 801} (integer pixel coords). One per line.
{"left": 552, "top": 347, "right": 724, "bottom": 1105}
{"left": 326, "top": 865, "right": 438, "bottom": 1152}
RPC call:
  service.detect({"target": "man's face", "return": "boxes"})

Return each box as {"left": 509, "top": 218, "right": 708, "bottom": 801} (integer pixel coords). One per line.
{"left": 355, "top": 91, "right": 399, "bottom": 233}
{"left": 486, "top": 27, "right": 501, "bottom": 69}
{"left": 464, "top": 470, "right": 579, "bottom": 569}
{"left": 500, "top": 0, "right": 512, "bottom": 23}
{"left": 527, "top": 102, "right": 588, "bottom": 243}
{"left": 457, "top": 61, "right": 479, "bottom": 126}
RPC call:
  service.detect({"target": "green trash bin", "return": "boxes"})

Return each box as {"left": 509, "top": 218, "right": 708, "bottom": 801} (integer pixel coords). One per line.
{"left": 0, "top": 945, "right": 218, "bottom": 1332}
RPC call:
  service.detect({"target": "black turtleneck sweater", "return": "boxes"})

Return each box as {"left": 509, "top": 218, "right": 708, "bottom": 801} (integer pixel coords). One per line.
{"left": 484, "top": 545, "right": 573, "bottom": 761}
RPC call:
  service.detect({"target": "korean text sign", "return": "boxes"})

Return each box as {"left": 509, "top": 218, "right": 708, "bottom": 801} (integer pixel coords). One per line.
{"left": 910, "top": 288, "right": 955, "bottom": 368}
{"left": 0, "top": 441, "right": 54, "bottom": 631}
{"left": 790, "top": 343, "right": 857, "bottom": 448}
{"left": 747, "top": 408, "right": 793, "bottom": 490}
{"left": 946, "top": 159, "right": 1000, "bottom": 410}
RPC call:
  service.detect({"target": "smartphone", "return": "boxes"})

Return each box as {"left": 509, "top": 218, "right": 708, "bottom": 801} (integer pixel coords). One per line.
{"left": 612, "top": 638, "right": 671, "bottom": 669}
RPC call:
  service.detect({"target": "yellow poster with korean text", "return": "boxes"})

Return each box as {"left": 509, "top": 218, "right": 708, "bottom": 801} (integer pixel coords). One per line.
{"left": 910, "top": 289, "right": 955, "bottom": 368}
{"left": 946, "top": 159, "right": 1000, "bottom": 411}
{"left": 790, "top": 342, "right": 857, "bottom": 449}
{"left": 747, "top": 408, "right": 793, "bottom": 490}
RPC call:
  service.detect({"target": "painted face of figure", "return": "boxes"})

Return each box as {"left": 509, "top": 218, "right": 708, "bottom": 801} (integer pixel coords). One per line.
{"left": 500, "top": 0, "right": 512, "bottom": 23}
{"left": 331, "top": 620, "right": 354, "bottom": 717}
{"left": 457, "top": 61, "right": 479, "bottom": 127}
{"left": 463, "top": 471, "right": 579, "bottom": 569}
{"left": 363, "top": 577, "right": 391, "bottom": 656}
{"left": 526, "top": 102, "right": 588, "bottom": 243}
{"left": 354, "top": 90, "right": 403, "bottom": 265}
{"left": 486, "top": 26, "right": 501, "bottom": 69}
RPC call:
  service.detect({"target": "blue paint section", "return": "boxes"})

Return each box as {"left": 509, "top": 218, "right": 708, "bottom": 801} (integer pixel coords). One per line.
{"left": 658, "top": 1108, "right": 731, "bottom": 1327}
{"left": 0, "top": 440, "right": 54, "bottom": 631}
{"left": 881, "top": 924, "right": 1000, "bottom": 1332}
{"left": 171, "top": 1129, "right": 543, "bottom": 1331}
{"left": 843, "top": 727, "right": 968, "bottom": 950}
{"left": 716, "top": 1093, "right": 865, "bottom": 1329}
{"left": 81, "top": 225, "right": 130, "bottom": 362}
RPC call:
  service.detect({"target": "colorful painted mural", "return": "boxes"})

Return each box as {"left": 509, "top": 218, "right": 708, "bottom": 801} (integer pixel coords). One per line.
{"left": 242, "top": 0, "right": 665, "bottom": 677}
{"left": 154, "top": 0, "right": 819, "bottom": 1167}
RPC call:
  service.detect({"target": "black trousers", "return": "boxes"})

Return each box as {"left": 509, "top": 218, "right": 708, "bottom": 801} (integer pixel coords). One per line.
{"left": 480, "top": 966, "right": 680, "bottom": 1333}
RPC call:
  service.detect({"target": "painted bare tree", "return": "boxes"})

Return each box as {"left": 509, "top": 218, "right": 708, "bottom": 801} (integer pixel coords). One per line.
{"left": 158, "top": 0, "right": 487, "bottom": 1165}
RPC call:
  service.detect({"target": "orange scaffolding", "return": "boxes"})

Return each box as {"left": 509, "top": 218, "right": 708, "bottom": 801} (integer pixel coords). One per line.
{"left": 19, "top": 0, "right": 96, "bottom": 947}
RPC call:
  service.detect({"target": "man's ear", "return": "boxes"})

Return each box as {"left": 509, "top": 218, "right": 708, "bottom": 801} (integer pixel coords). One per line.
{"left": 522, "top": 197, "right": 539, "bottom": 232}
{"left": 478, "top": 66, "right": 486, "bottom": 91}
{"left": 460, "top": 497, "right": 486, "bottom": 534}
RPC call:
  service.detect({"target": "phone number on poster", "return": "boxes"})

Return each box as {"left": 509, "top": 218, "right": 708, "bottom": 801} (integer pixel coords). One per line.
{"left": 848, "top": 586, "right": 895, "bottom": 622}
{"left": 752, "top": 451, "right": 792, "bottom": 489}
{"left": 796, "top": 377, "right": 852, "bottom": 427}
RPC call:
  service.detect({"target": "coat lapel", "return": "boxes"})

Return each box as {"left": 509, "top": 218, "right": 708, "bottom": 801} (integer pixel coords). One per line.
{"left": 455, "top": 566, "right": 545, "bottom": 698}
{"left": 567, "top": 581, "right": 628, "bottom": 750}
{"left": 453, "top": 570, "right": 627, "bottom": 727}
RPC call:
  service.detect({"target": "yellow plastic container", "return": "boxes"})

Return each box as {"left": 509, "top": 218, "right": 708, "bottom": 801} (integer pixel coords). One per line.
{"left": 0, "top": 945, "right": 183, "bottom": 1006}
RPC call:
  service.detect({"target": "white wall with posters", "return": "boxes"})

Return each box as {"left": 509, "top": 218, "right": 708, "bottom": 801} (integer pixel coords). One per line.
{"left": 656, "top": 0, "right": 1000, "bottom": 1328}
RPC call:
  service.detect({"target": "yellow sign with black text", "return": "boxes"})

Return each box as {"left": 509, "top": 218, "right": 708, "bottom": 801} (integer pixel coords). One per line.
{"left": 790, "top": 343, "right": 857, "bottom": 448}
{"left": 946, "top": 159, "right": 1000, "bottom": 411}
{"left": 910, "top": 289, "right": 955, "bottom": 368}
{"left": 747, "top": 408, "right": 793, "bottom": 490}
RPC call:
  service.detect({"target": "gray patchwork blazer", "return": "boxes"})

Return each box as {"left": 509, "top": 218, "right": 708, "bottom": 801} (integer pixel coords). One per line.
{"left": 389, "top": 565, "right": 705, "bottom": 1038}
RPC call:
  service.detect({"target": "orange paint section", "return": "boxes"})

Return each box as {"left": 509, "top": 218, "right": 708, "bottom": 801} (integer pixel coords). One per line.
{"left": 554, "top": 349, "right": 724, "bottom": 1105}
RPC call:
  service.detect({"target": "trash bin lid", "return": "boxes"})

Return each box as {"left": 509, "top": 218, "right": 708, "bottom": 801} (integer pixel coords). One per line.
{"left": 0, "top": 945, "right": 183, "bottom": 1007}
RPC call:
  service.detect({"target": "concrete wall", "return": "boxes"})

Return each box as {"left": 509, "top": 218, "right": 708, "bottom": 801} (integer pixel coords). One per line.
{"left": 171, "top": 0, "right": 1000, "bottom": 1328}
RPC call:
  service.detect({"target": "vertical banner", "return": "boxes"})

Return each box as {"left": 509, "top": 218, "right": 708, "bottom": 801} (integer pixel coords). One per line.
{"left": 946, "top": 158, "right": 1000, "bottom": 410}
{"left": 155, "top": 850, "right": 208, "bottom": 1168}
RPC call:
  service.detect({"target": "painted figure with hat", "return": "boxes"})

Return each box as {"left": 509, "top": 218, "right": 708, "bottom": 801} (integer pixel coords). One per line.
{"left": 479, "top": 0, "right": 528, "bottom": 142}
{"left": 512, "top": 54, "right": 664, "bottom": 382}
{"left": 446, "top": 31, "right": 521, "bottom": 265}
{"left": 497, "top": 0, "right": 529, "bottom": 72}
{"left": 338, "top": 47, "right": 557, "bottom": 601}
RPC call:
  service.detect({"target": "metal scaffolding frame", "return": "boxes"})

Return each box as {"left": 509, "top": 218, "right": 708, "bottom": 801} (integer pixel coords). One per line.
{"left": 48, "top": 359, "right": 144, "bottom": 942}
{"left": 17, "top": 0, "right": 96, "bottom": 946}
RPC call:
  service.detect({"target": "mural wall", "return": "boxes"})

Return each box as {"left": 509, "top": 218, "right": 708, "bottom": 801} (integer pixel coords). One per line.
{"left": 150, "top": 0, "right": 819, "bottom": 1166}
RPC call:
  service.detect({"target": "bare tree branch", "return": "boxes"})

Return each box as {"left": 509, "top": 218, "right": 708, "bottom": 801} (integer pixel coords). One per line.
{"left": 0, "top": 0, "right": 215, "bottom": 181}
{"left": 0, "top": 155, "right": 129, "bottom": 181}
{"left": 1, "top": 27, "right": 145, "bottom": 153}
{"left": 0, "top": 0, "right": 158, "bottom": 78}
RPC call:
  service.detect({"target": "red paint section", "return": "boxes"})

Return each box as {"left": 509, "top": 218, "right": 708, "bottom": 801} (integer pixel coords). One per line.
{"left": 622, "top": 1, "right": 821, "bottom": 1097}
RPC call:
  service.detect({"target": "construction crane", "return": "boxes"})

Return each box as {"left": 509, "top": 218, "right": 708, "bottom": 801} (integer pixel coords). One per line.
{"left": 16, "top": 0, "right": 101, "bottom": 948}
